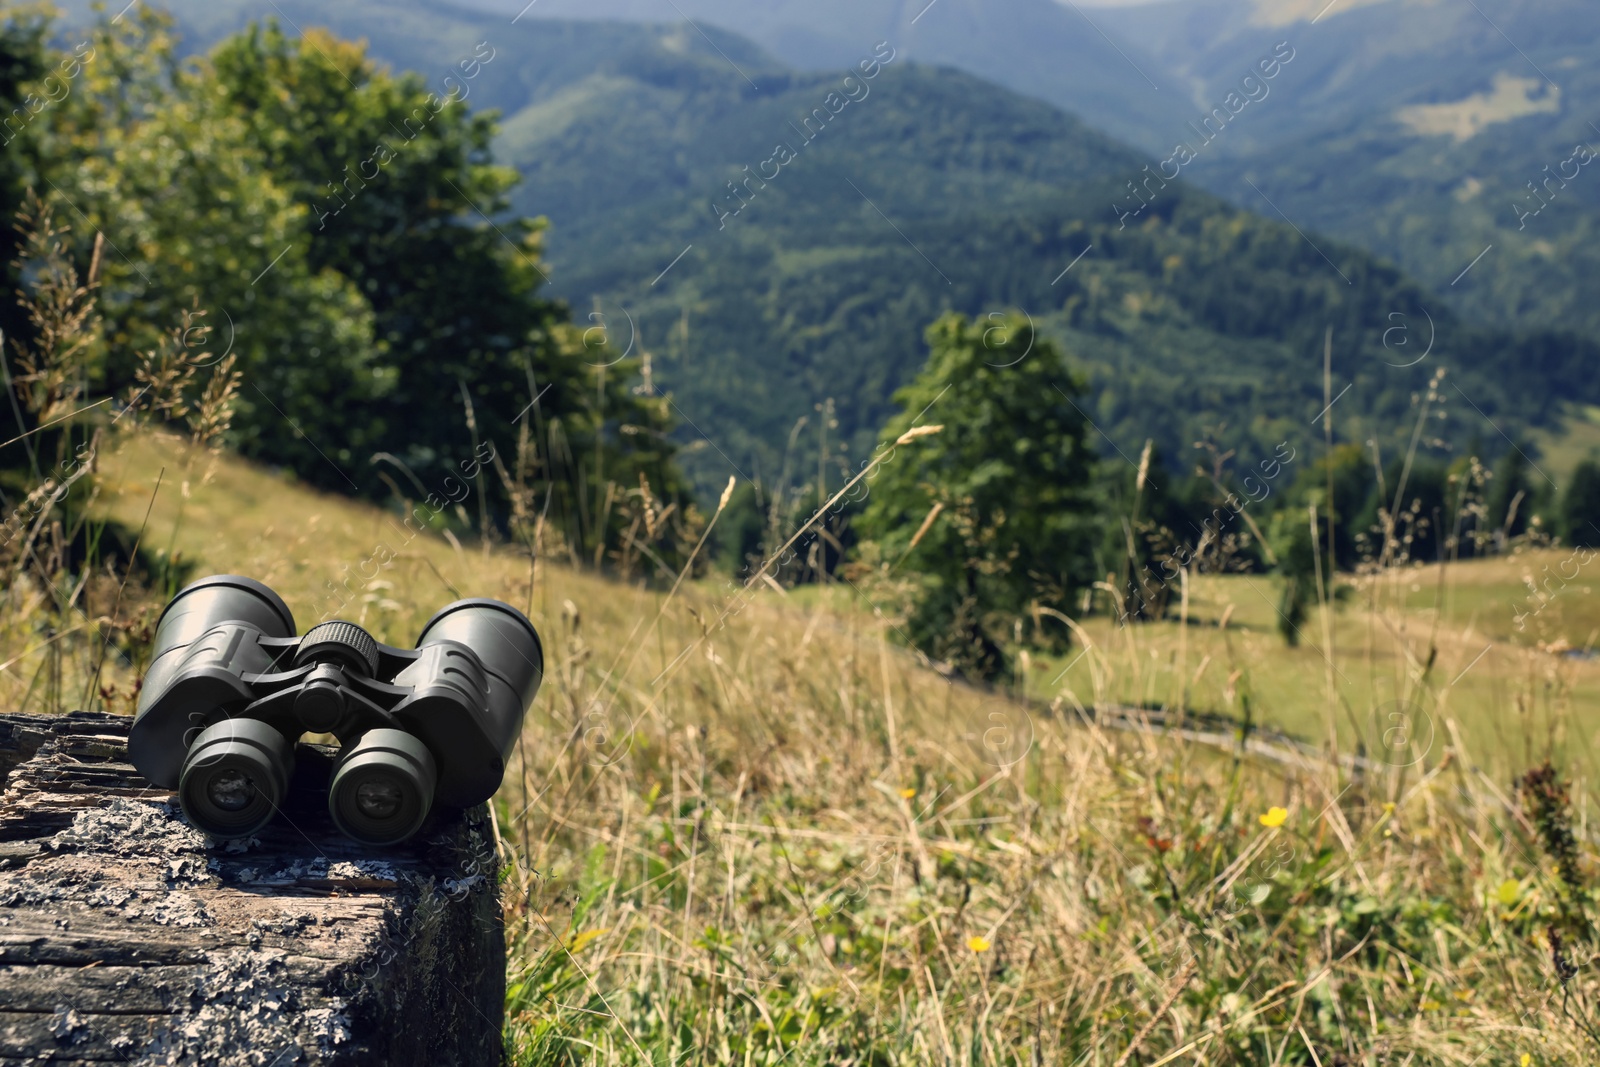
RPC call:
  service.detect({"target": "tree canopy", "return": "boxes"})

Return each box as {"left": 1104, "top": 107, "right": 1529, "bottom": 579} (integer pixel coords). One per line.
{"left": 4, "top": 6, "right": 686, "bottom": 564}
{"left": 855, "top": 311, "right": 1097, "bottom": 678}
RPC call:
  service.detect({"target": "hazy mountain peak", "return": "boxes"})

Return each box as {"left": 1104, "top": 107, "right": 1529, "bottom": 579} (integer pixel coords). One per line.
{"left": 439, "top": 0, "right": 1184, "bottom": 150}
{"left": 1243, "top": 0, "right": 1398, "bottom": 27}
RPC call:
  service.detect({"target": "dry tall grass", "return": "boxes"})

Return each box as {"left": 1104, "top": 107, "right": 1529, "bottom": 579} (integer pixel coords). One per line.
{"left": 68, "top": 431, "right": 1600, "bottom": 1066}
{"left": 0, "top": 205, "right": 1588, "bottom": 1058}
{"left": 0, "top": 194, "right": 247, "bottom": 721}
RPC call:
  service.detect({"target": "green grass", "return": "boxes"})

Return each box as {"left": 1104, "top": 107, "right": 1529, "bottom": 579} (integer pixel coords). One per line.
{"left": 785, "top": 559, "right": 1600, "bottom": 796}
{"left": 1530, "top": 402, "right": 1600, "bottom": 488}
{"left": 1047, "top": 561, "right": 1600, "bottom": 783}
{"left": 51, "top": 429, "right": 1600, "bottom": 1064}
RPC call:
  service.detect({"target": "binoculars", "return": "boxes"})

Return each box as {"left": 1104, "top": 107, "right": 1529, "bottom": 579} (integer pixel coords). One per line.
{"left": 129, "top": 575, "right": 543, "bottom": 845}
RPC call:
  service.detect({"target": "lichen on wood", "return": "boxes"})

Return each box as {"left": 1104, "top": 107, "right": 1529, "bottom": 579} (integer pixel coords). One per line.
{"left": 0, "top": 712, "right": 505, "bottom": 1065}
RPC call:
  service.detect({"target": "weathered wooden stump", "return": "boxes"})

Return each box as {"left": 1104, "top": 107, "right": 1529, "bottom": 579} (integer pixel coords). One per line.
{"left": 0, "top": 712, "right": 504, "bottom": 1065}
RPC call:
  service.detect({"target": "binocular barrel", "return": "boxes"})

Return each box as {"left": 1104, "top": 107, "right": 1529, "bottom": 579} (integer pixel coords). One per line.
{"left": 129, "top": 575, "right": 543, "bottom": 846}
{"left": 394, "top": 598, "right": 544, "bottom": 809}
{"left": 128, "top": 576, "right": 297, "bottom": 792}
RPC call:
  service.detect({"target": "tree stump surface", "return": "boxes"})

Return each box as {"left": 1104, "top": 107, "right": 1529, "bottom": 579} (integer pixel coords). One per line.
{"left": 0, "top": 712, "right": 504, "bottom": 1066}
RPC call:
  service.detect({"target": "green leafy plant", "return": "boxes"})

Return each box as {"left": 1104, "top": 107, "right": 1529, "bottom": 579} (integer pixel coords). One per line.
{"left": 854, "top": 311, "right": 1096, "bottom": 679}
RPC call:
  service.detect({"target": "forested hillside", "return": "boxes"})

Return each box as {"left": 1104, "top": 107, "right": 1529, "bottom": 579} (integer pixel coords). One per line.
{"left": 95, "top": 0, "right": 1600, "bottom": 344}
{"left": 38, "top": 0, "right": 1597, "bottom": 494}
{"left": 445, "top": 0, "right": 1600, "bottom": 344}
{"left": 1107, "top": 0, "right": 1600, "bottom": 338}
{"left": 471, "top": 21, "right": 1594, "bottom": 491}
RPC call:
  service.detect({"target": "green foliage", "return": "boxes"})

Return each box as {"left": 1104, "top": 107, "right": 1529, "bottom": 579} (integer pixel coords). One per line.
{"left": 1289, "top": 444, "right": 1377, "bottom": 570}
{"left": 855, "top": 312, "right": 1096, "bottom": 679}
{"left": 3, "top": 5, "right": 691, "bottom": 568}
{"left": 1562, "top": 459, "right": 1600, "bottom": 547}
{"left": 29, "top": 8, "right": 384, "bottom": 477}
{"left": 1100, "top": 443, "right": 1180, "bottom": 622}
{"left": 0, "top": 2, "right": 47, "bottom": 346}
{"left": 1486, "top": 445, "right": 1535, "bottom": 539}
{"left": 204, "top": 22, "right": 565, "bottom": 488}
{"left": 712, "top": 479, "right": 768, "bottom": 575}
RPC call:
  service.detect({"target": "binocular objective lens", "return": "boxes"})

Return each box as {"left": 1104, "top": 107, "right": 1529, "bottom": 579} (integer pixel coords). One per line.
{"left": 177, "top": 719, "right": 295, "bottom": 839}
{"left": 328, "top": 729, "right": 439, "bottom": 846}
{"left": 355, "top": 777, "right": 404, "bottom": 820}
{"left": 206, "top": 769, "right": 258, "bottom": 812}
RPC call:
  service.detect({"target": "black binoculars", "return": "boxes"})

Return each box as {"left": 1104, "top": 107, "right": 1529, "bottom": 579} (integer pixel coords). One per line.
{"left": 128, "top": 575, "right": 543, "bottom": 845}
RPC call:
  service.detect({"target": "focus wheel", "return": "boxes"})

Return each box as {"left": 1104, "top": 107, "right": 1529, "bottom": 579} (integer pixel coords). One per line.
{"left": 294, "top": 620, "right": 381, "bottom": 677}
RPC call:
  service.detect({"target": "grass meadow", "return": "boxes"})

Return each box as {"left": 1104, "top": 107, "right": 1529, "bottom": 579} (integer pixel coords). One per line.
{"left": 4, "top": 425, "right": 1599, "bottom": 1064}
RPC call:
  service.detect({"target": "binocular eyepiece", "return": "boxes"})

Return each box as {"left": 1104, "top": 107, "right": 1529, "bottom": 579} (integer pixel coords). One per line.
{"left": 129, "top": 575, "right": 543, "bottom": 846}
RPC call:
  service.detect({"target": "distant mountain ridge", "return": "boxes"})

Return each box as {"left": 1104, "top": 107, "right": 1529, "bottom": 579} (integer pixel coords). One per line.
{"left": 437, "top": 0, "right": 1600, "bottom": 344}
{"left": 439, "top": 0, "right": 1191, "bottom": 153}
{"left": 73, "top": 0, "right": 1600, "bottom": 338}
{"left": 40, "top": 0, "right": 1600, "bottom": 494}
{"left": 434, "top": 13, "right": 1589, "bottom": 491}
{"left": 1101, "top": 0, "right": 1600, "bottom": 338}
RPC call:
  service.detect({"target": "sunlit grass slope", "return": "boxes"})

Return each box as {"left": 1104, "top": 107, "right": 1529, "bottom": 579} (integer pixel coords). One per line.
{"left": 85, "top": 430, "right": 1600, "bottom": 1065}
{"left": 1044, "top": 559, "right": 1600, "bottom": 791}
{"left": 791, "top": 551, "right": 1600, "bottom": 796}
